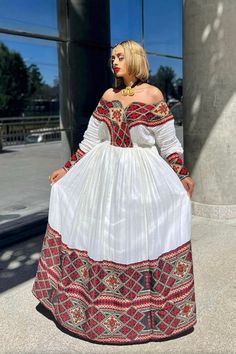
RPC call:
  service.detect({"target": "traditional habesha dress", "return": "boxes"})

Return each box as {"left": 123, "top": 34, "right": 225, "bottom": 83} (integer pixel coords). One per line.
{"left": 32, "top": 97, "right": 197, "bottom": 344}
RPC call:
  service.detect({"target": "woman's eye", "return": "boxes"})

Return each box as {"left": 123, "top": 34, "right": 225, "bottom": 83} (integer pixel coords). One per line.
{"left": 111, "top": 56, "right": 124, "bottom": 63}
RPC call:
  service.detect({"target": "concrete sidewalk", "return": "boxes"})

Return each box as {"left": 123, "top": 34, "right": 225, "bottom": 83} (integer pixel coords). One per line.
{"left": 0, "top": 141, "right": 65, "bottom": 226}
{"left": 0, "top": 215, "right": 235, "bottom": 354}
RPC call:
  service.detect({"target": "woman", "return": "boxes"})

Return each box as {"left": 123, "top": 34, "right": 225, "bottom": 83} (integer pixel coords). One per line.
{"left": 32, "top": 40, "right": 196, "bottom": 344}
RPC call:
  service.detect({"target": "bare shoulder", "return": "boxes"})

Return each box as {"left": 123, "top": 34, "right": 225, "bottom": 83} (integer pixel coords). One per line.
{"left": 102, "top": 88, "right": 118, "bottom": 100}
{"left": 145, "top": 84, "right": 164, "bottom": 103}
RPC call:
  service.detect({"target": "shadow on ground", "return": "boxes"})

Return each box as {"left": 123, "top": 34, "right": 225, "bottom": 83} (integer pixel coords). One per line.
{"left": 0, "top": 234, "right": 43, "bottom": 292}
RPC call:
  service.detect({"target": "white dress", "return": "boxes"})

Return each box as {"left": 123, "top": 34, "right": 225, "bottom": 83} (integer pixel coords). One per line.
{"left": 32, "top": 98, "right": 197, "bottom": 344}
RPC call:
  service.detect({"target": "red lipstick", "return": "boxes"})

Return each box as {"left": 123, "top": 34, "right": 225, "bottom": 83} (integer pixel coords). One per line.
{"left": 113, "top": 67, "right": 120, "bottom": 73}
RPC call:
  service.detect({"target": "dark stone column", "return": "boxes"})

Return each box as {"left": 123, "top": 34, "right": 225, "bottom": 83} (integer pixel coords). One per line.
{"left": 57, "top": 0, "right": 111, "bottom": 155}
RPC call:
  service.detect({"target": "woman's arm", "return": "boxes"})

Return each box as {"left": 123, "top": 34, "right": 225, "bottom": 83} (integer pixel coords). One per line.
{"left": 152, "top": 119, "right": 190, "bottom": 180}
{"left": 148, "top": 87, "right": 190, "bottom": 180}
{"left": 63, "top": 115, "right": 100, "bottom": 172}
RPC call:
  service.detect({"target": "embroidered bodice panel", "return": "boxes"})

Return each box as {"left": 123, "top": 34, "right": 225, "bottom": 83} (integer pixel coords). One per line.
{"left": 93, "top": 98, "right": 174, "bottom": 148}
{"left": 63, "top": 98, "right": 189, "bottom": 180}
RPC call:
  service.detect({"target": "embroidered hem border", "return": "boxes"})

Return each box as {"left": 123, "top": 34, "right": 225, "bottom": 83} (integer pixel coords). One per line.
{"left": 32, "top": 223, "right": 197, "bottom": 344}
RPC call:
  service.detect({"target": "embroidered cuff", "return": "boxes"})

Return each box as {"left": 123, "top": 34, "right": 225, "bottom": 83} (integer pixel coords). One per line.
{"left": 166, "top": 152, "right": 190, "bottom": 180}
{"left": 63, "top": 148, "right": 85, "bottom": 172}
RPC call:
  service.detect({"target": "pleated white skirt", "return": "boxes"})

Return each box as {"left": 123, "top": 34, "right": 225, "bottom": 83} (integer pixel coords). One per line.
{"left": 49, "top": 141, "right": 191, "bottom": 264}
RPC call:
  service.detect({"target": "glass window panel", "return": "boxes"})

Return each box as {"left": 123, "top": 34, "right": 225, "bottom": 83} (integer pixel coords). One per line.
{"left": 0, "top": 34, "right": 58, "bottom": 86}
{"left": 0, "top": 0, "right": 58, "bottom": 36}
{"left": 144, "top": 0, "right": 182, "bottom": 57}
{"left": 110, "top": 0, "right": 142, "bottom": 45}
{"left": 148, "top": 55, "right": 182, "bottom": 95}
{"left": 147, "top": 55, "right": 183, "bottom": 127}
{"left": 0, "top": 34, "right": 65, "bottom": 228}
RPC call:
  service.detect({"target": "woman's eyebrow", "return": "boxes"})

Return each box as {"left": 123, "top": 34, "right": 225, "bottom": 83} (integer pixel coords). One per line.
{"left": 112, "top": 52, "right": 123, "bottom": 58}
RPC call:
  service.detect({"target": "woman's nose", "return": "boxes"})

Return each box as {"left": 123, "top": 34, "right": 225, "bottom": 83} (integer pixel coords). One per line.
{"left": 113, "top": 58, "right": 118, "bottom": 66}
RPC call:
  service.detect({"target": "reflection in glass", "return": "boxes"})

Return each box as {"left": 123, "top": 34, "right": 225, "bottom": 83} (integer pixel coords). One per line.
{"left": 110, "top": 0, "right": 142, "bottom": 45}
{"left": 0, "top": 0, "right": 58, "bottom": 36}
{"left": 144, "top": 0, "right": 182, "bottom": 56}
{"left": 148, "top": 55, "right": 182, "bottom": 97}
{"left": 0, "top": 34, "right": 58, "bottom": 89}
{"left": 148, "top": 55, "right": 183, "bottom": 125}
{"left": 0, "top": 30, "right": 63, "bottom": 229}
{"left": 0, "top": 34, "right": 59, "bottom": 145}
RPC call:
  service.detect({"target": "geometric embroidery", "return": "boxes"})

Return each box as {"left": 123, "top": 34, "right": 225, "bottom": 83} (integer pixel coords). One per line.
{"left": 166, "top": 152, "right": 190, "bottom": 180}
{"left": 32, "top": 223, "right": 197, "bottom": 344}
{"left": 93, "top": 98, "right": 174, "bottom": 149}
{"left": 63, "top": 98, "right": 190, "bottom": 181}
{"left": 63, "top": 148, "right": 85, "bottom": 172}
{"left": 93, "top": 99, "right": 132, "bottom": 148}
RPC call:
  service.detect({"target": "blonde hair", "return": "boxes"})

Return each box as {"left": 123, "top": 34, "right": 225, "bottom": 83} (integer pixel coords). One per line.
{"left": 112, "top": 40, "right": 149, "bottom": 82}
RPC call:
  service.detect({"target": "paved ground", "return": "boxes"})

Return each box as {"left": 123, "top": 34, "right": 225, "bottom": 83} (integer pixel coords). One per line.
{"left": 0, "top": 215, "right": 235, "bottom": 354}
{"left": 0, "top": 141, "right": 65, "bottom": 225}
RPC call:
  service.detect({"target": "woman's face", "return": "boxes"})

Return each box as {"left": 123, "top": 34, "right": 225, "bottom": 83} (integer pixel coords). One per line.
{"left": 111, "top": 45, "right": 127, "bottom": 78}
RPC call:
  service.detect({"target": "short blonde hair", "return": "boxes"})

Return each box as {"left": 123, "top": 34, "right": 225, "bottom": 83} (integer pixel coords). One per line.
{"left": 112, "top": 40, "right": 149, "bottom": 82}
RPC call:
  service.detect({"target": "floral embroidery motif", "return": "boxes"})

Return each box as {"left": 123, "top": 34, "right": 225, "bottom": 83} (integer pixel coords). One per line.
{"left": 103, "top": 316, "right": 122, "bottom": 333}
{"left": 180, "top": 303, "right": 195, "bottom": 318}
{"left": 173, "top": 260, "right": 191, "bottom": 278}
{"left": 110, "top": 107, "right": 123, "bottom": 127}
{"left": 104, "top": 273, "right": 121, "bottom": 290}
{"left": 70, "top": 307, "right": 85, "bottom": 324}
{"left": 152, "top": 101, "right": 170, "bottom": 117}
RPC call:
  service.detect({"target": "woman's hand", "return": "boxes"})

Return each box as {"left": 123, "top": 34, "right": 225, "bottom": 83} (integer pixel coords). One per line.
{"left": 181, "top": 176, "right": 195, "bottom": 199}
{"left": 49, "top": 168, "right": 66, "bottom": 184}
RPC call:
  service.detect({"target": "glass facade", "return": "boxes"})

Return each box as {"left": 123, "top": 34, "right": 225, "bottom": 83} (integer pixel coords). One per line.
{"left": 0, "top": 0, "right": 58, "bottom": 36}
{"left": 0, "top": 1, "right": 62, "bottom": 230}
{"left": 0, "top": 0, "right": 183, "bottom": 235}
{"left": 143, "top": 0, "right": 182, "bottom": 56}
{"left": 110, "top": 0, "right": 143, "bottom": 45}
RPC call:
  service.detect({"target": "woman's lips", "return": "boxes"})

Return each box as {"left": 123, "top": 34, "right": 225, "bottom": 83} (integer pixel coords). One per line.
{"left": 113, "top": 67, "right": 120, "bottom": 73}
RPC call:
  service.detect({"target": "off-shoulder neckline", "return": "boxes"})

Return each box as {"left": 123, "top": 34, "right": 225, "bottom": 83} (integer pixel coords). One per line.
{"left": 100, "top": 97, "right": 166, "bottom": 111}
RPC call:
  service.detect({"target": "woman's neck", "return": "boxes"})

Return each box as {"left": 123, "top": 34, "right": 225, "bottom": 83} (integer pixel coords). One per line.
{"left": 123, "top": 75, "right": 137, "bottom": 87}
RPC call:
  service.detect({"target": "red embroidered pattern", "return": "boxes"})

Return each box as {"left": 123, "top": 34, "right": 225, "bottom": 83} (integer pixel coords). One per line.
{"left": 93, "top": 100, "right": 132, "bottom": 147}
{"left": 93, "top": 99, "right": 174, "bottom": 148}
{"left": 32, "top": 224, "right": 196, "bottom": 344}
{"left": 63, "top": 148, "right": 85, "bottom": 172}
{"left": 166, "top": 152, "right": 190, "bottom": 180}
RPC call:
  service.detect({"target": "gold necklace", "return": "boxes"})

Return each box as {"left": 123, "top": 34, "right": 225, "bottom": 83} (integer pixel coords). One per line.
{"left": 121, "top": 80, "right": 140, "bottom": 96}
{"left": 121, "top": 86, "right": 135, "bottom": 96}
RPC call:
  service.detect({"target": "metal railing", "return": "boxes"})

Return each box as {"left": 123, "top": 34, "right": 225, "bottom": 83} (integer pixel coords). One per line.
{"left": 0, "top": 115, "right": 62, "bottom": 146}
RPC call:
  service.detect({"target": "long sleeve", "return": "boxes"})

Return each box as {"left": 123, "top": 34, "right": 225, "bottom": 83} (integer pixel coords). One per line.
{"left": 152, "top": 118, "right": 190, "bottom": 180}
{"left": 63, "top": 115, "right": 100, "bottom": 172}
